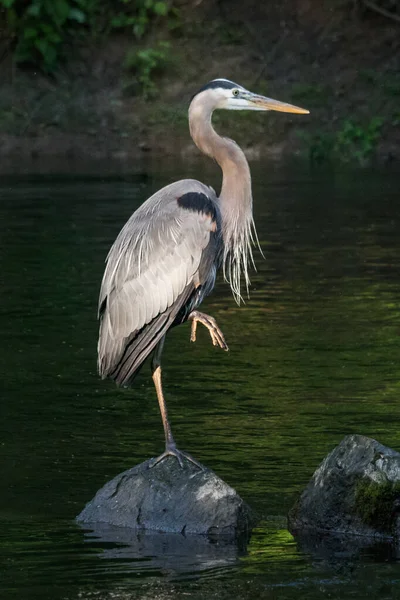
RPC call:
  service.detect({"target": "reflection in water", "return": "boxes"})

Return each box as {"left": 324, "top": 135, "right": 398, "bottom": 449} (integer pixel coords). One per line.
{"left": 293, "top": 529, "right": 400, "bottom": 572}
{"left": 1, "top": 164, "right": 400, "bottom": 599}
{"left": 82, "top": 522, "right": 245, "bottom": 577}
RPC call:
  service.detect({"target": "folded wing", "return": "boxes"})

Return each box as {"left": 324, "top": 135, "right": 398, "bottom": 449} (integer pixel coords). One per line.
{"left": 98, "top": 180, "right": 221, "bottom": 385}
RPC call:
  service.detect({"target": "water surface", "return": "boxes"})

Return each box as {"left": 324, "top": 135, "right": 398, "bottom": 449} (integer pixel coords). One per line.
{"left": 1, "top": 162, "right": 400, "bottom": 599}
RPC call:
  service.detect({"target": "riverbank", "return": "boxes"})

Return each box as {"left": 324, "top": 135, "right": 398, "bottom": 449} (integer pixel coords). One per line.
{"left": 1, "top": 0, "right": 399, "bottom": 166}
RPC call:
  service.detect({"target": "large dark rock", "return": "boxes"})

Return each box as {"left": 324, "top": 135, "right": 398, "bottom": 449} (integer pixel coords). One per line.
{"left": 77, "top": 456, "right": 255, "bottom": 539}
{"left": 288, "top": 434, "right": 400, "bottom": 540}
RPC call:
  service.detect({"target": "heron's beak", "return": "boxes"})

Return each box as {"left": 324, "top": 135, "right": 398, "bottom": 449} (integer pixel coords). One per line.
{"left": 247, "top": 94, "right": 309, "bottom": 114}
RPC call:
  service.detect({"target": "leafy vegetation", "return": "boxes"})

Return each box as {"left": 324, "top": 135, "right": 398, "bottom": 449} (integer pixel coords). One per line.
{"left": 111, "top": 0, "right": 169, "bottom": 38}
{"left": 335, "top": 117, "right": 384, "bottom": 164}
{"left": 123, "top": 41, "right": 171, "bottom": 98}
{"left": 300, "top": 117, "right": 384, "bottom": 165}
{"left": 0, "top": 0, "right": 398, "bottom": 164}
{"left": 1, "top": 0, "right": 172, "bottom": 71}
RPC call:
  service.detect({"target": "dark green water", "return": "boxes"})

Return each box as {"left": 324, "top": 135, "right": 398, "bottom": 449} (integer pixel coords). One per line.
{"left": 1, "top": 162, "right": 400, "bottom": 599}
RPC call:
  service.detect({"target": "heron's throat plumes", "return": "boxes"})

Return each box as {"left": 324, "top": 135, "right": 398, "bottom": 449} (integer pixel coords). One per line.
{"left": 189, "top": 101, "right": 258, "bottom": 304}
{"left": 219, "top": 152, "right": 258, "bottom": 305}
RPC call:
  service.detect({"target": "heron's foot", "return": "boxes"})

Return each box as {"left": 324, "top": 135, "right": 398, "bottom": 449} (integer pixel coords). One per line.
{"left": 149, "top": 444, "right": 204, "bottom": 470}
{"left": 189, "top": 310, "right": 229, "bottom": 351}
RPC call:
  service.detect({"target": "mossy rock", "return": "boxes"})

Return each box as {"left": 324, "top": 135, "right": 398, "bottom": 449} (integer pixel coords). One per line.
{"left": 288, "top": 435, "right": 400, "bottom": 541}
{"left": 353, "top": 478, "right": 400, "bottom": 534}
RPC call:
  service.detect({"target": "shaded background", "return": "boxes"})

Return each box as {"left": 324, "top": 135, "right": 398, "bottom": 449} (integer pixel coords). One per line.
{"left": 0, "top": 0, "right": 399, "bottom": 165}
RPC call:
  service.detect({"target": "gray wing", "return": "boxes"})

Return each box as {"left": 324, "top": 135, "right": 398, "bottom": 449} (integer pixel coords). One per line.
{"left": 98, "top": 179, "right": 221, "bottom": 385}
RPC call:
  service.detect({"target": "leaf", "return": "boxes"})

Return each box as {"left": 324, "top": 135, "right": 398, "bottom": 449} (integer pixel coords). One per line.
{"left": 110, "top": 14, "right": 124, "bottom": 27}
{"left": 110, "top": 14, "right": 135, "bottom": 28}
{"left": 133, "top": 22, "right": 146, "bottom": 38}
{"left": 68, "top": 8, "right": 86, "bottom": 23}
{"left": 51, "top": 0, "right": 71, "bottom": 26}
{"left": 40, "top": 23, "right": 54, "bottom": 34}
{"left": 26, "top": 3, "right": 42, "bottom": 17}
{"left": 153, "top": 1, "right": 168, "bottom": 16}
{"left": 47, "top": 30, "right": 62, "bottom": 43}
{"left": 23, "top": 27, "right": 38, "bottom": 39}
{"left": 34, "top": 37, "right": 48, "bottom": 55}
{"left": 34, "top": 37, "right": 57, "bottom": 69}
{"left": 1, "top": 0, "right": 16, "bottom": 8}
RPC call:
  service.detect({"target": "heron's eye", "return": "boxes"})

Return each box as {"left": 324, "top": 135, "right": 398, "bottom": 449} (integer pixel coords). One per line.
{"left": 232, "top": 89, "right": 239, "bottom": 97}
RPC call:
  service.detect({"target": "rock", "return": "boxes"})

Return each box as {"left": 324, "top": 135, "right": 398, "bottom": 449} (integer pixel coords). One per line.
{"left": 288, "top": 434, "right": 400, "bottom": 540}
{"left": 77, "top": 456, "right": 255, "bottom": 539}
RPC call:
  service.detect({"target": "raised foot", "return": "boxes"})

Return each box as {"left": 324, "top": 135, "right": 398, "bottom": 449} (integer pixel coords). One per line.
{"left": 149, "top": 446, "right": 204, "bottom": 470}
{"left": 189, "top": 310, "right": 229, "bottom": 351}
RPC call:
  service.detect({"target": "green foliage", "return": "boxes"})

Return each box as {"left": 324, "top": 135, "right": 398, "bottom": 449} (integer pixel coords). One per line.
{"left": 110, "top": 0, "right": 169, "bottom": 39}
{"left": 300, "top": 117, "right": 384, "bottom": 165}
{"left": 123, "top": 41, "right": 171, "bottom": 98}
{"left": 335, "top": 117, "right": 384, "bottom": 164}
{"left": 3, "top": 0, "right": 87, "bottom": 71}
{"left": 1, "top": 0, "right": 172, "bottom": 71}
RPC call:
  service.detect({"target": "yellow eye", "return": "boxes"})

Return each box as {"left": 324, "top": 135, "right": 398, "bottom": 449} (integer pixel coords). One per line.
{"left": 232, "top": 89, "right": 239, "bottom": 97}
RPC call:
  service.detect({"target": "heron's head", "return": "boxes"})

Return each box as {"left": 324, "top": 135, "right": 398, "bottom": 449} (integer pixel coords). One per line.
{"left": 191, "top": 78, "right": 309, "bottom": 115}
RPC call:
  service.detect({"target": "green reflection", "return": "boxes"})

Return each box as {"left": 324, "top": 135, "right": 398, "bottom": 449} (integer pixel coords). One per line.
{"left": 241, "top": 525, "right": 298, "bottom": 570}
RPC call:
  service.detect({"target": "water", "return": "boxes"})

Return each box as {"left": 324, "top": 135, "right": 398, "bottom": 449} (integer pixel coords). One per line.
{"left": 1, "top": 162, "right": 400, "bottom": 599}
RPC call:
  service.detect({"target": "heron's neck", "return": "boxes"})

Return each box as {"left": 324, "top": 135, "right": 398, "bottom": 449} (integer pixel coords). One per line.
{"left": 188, "top": 100, "right": 256, "bottom": 303}
{"left": 188, "top": 103, "right": 252, "bottom": 217}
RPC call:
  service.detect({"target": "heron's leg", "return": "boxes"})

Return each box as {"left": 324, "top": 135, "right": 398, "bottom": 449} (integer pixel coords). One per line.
{"left": 188, "top": 310, "right": 229, "bottom": 351}
{"left": 151, "top": 336, "right": 174, "bottom": 448}
{"left": 149, "top": 336, "right": 202, "bottom": 470}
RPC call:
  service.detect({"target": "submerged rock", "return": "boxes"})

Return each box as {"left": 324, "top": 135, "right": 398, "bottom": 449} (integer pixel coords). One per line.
{"left": 77, "top": 456, "right": 255, "bottom": 539}
{"left": 288, "top": 434, "right": 400, "bottom": 540}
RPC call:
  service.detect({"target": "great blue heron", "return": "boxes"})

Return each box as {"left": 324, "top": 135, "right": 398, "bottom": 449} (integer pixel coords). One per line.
{"left": 98, "top": 79, "right": 308, "bottom": 467}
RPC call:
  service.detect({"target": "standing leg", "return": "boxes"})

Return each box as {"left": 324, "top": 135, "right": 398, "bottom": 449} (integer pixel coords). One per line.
{"left": 149, "top": 336, "right": 202, "bottom": 469}
{"left": 151, "top": 335, "right": 175, "bottom": 452}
